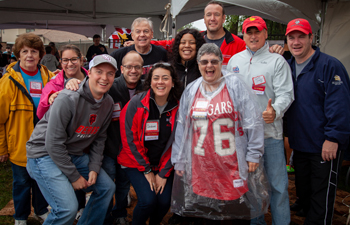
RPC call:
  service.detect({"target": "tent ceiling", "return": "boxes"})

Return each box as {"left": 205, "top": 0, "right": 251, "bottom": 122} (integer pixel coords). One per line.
{"left": 0, "top": 0, "right": 342, "bottom": 38}
{"left": 0, "top": 0, "right": 171, "bottom": 38}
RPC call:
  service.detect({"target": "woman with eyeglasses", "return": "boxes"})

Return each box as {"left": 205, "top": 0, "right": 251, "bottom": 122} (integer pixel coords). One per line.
{"left": 37, "top": 44, "right": 87, "bottom": 119}
{"left": 117, "top": 62, "right": 182, "bottom": 225}
{"left": 171, "top": 43, "right": 268, "bottom": 224}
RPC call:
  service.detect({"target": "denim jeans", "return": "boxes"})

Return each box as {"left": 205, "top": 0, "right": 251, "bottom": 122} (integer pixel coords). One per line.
{"left": 124, "top": 167, "right": 174, "bottom": 225}
{"left": 251, "top": 138, "right": 290, "bottom": 225}
{"left": 11, "top": 162, "right": 48, "bottom": 220}
{"left": 102, "top": 155, "right": 130, "bottom": 224}
{"left": 27, "top": 154, "right": 115, "bottom": 225}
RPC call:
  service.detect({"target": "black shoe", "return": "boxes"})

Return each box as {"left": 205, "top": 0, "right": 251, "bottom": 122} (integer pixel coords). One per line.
{"left": 290, "top": 201, "right": 302, "bottom": 211}
{"left": 296, "top": 209, "right": 307, "bottom": 217}
{"left": 168, "top": 214, "right": 183, "bottom": 225}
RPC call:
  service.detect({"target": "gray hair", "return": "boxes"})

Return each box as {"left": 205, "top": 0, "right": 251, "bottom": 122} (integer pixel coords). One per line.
{"left": 197, "top": 43, "right": 223, "bottom": 62}
{"left": 131, "top": 17, "right": 154, "bottom": 32}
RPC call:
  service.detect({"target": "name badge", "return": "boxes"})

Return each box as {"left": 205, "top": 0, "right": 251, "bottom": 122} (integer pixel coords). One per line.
{"left": 252, "top": 75, "right": 266, "bottom": 86}
{"left": 145, "top": 120, "right": 159, "bottom": 141}
{"left": 252, "top": 85, "right": 265, "bottom": 95}
{"left": 233, "top": 179, "right": 244, "bottom": 188}
{"left": 192, "top": 99, "right": 209, "bottom": 119}
{"left": 30, "top": 81, "right": 42, "bottom": 97}
{"left": 112, "top": 102, "right": 122, "bottom": 121}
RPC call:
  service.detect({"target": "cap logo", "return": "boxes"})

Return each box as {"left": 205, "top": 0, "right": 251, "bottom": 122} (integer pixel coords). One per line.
{"left": 102, "top": 55, "right": 111, "bottom": 62}
{"left": 295, "top": 20, "right": 300, "bottom": 24}
{"left": 250, "top": 17, "right": 256, "bottom": 21}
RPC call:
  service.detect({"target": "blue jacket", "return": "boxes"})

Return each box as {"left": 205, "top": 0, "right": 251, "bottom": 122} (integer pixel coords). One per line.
{"left": 286, "top": 46, "right": 350, "bottom": 153}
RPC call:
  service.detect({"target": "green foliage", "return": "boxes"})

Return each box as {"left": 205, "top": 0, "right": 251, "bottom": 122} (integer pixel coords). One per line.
{"left": 224, "top": 15, "right": 287, "bottom": 40}
{"left": 177, "top": 23, "right": 194, "bottom": 32}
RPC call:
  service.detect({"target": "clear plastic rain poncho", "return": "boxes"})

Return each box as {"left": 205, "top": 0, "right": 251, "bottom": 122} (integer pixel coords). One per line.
{"left": 171, "top": 73, "right": 270, "bottom": 220}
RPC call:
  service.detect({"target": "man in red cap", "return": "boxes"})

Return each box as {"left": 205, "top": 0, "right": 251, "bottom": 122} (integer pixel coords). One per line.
{"left": 227, "top": 16, "right": 294, "bottom": 225}
{"left": 285, "top": 18, "right": 350, "bottom": 225}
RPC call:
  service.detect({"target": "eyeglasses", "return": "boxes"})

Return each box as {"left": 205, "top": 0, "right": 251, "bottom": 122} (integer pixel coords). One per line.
{"left": 61, "top": 57, "right": 80, "bottom": 65}
{"left": 198, "top": 59, "right": 220, "bottom": 66}
{"left": 123, "top": 65, "right": 143, "bottom": 70}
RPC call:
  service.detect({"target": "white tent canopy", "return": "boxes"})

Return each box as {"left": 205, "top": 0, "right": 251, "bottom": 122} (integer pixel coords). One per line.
{"left": 0, "top": 0, "right": 347, "bottom": 72}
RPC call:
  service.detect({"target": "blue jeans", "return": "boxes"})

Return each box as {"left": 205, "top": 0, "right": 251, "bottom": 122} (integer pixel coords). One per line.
{"left": 11, "top": 163, "right": 48, "bottom": 220}
{"left": 102, "top": 155, "right": 130, "bottom": 224}
{"left": 27, "top": 154, "right": 115, "bottom": 225}
{"left": 251, "top": 138, "right": 290, "bottom": 225}
{"left": 124, "top": 168, "right": 174, "bottom": 225}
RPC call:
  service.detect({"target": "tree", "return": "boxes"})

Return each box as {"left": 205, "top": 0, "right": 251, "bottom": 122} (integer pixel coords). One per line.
{"left": 224, "top": 15, "right": 287, "bottom": 40}
{"left": 177, "top": 23, "right": 194, "bottom": 32}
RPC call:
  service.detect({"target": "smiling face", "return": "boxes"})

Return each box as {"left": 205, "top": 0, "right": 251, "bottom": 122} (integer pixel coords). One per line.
{"left": 88, "top": 63, "right": 116, "bottom": 100}
{"left": 179, "top": 33, "right": 197, "bottom": 65}
{"left": 121, "top": 52, "right": 143, "bottom": 89}
{"left": 61, "top": 49, "right": 83, "bottom": 79}
{"left": 243, "top": 27, "right": 267, "bottom": 52}
{"left": 150, "top": 68, "right": 174, "bottom": 101}
{"left": 18, "top": 46, "right": 40, "bottom": 71}
{"left": 198, "top": 53, "right": 222, "bottom": 83}
{"left": 287, "top": 30, "right": 314, "bottom": 63}
{"left": 204, "top": 4, "right": 225, "bottom": 33}
{"left": 131, "top": 21, "right": 153, "bottom": 49}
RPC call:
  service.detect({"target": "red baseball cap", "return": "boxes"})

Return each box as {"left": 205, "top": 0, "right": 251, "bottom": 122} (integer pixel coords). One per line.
{"left": 242, "top": 16, "right": 267, "bottom": 33}
{"left": 285, "top": 18, "right": 312, "bottom": 35}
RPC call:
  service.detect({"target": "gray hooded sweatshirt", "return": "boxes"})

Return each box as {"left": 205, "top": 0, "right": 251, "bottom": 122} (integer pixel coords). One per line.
{"left": 26, "top": 77, "right": 113, "bottom": 183}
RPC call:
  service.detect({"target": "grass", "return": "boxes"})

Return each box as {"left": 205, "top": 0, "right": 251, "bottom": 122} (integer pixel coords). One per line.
{"left": 0, "top": 161, "right": 14, "bottom": 224}
{"left": 0, "top": 161, "right": 41, "bottom": 225}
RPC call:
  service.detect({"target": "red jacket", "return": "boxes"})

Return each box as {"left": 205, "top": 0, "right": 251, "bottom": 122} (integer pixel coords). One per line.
{"left": 117, "top": 90, "right": 178, "bottom": 178}
{"left": 203, "top": 28, "right": 246, "bottom": 66}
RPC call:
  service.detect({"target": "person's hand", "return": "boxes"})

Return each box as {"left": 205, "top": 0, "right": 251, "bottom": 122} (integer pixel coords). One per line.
{"left": 99, "top": 47, "right": 106, "bottom": 53}
{"left": 48, "top": 91, "right": 61, "bottom": 105}
{"left": 65, "top": 78, "right": 81, "bottom": 91}
{"left": 92, "top": 53, "right": 97, "bottom": 59}
{"left": 72, "top": 176, "right": 88, "bottom": 190}
{"left": 262, "top": 99, "right": 276, "bottom": 124}
{"left": 144, "top": 172, "right": 156, "bottom": 192}
{"left": 52, "top": 69, "right": 61, "bottom": 75}
{"left": 175, "top": 170, "right": 184, "bottom": 177}
{"left": 87, "top": 171, "right": 97, "bottom": 186}
{"left": 124, "top": 41, "right": 135, "bottom": 47}
{"left": 155, "top": 174, "right": 167, "bottom": 195}
{"left": 269, "top": 44, "right": 284, "bottom": 55}
{"left": 248, "top": 162, "right": 259, "bottom": 172}
{"left": 322, "top": 140, "right": 338, "bottom": 161}
{"left": 0, "top": 154, "right": 9, "bottom": 163}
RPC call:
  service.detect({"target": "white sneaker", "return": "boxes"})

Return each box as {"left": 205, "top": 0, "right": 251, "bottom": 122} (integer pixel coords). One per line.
{"left": 75, "top": 208, "right": 84, "bottom": 220}
{"left": 14, "top": 220, "right": 27, "bottom": 225}
{"left": 34, "top": 211, "right": 49, "bottom": 224}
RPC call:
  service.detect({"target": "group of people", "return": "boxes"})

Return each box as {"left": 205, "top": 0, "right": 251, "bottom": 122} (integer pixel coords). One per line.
{"left": 0, "top": 1, "right": 350, "bottom": 225}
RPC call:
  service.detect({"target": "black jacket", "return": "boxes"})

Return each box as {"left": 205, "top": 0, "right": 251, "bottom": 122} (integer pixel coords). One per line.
{"left": 174, "top": 58, "right": 201, "bottom": 91}
{"left": 104, "top": 75, "right": 143, "bottom": 160}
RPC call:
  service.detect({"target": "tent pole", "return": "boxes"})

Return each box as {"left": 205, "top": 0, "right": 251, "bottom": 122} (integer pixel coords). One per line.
{"left": 319, "top": 0, "right": 327, "bottom": 45}
{"left": 172, "top": 17, "right": 176, "bottom": 40}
